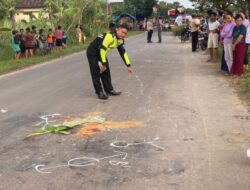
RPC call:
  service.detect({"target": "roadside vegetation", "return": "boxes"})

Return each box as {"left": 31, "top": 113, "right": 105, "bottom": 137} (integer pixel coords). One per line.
{"left": 0, "top": 0, "right": 146, "bottom": 75}
{"left": 0, "top": 30, "right": 143, "bottom": 75}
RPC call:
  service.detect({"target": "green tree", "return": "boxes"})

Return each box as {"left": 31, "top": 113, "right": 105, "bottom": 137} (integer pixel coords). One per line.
{"left": 0, "top": 0, "right": 20, "bottom": 29}
{"left": 110, "top": 2, "right": 126, "bottom": 17}
{"left": 172, "top": 1, "right": 181, "bottom": 8}
{"left": 43, "top": 0, "right": 105, "bottom": 35}
{"left": 158, "top": 2, "right": 168, "bottom": 19}
{"left": 189, "top": 0, "right": 248, "bottom": 14}
{"left": 124, "top": 0, "right": 157, "bottom": 20}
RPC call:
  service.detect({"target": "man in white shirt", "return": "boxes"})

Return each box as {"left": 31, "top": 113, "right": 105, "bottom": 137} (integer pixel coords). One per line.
{"left": 147, "top": 18, "right": 154, "bottom": 43}
{"left": 207, "top": 12, "right": 220, "bottom": 62}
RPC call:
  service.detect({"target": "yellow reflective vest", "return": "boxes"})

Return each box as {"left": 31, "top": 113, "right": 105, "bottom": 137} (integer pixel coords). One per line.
{"left": 88, "top": 32, "right": 131, "bottom": 67}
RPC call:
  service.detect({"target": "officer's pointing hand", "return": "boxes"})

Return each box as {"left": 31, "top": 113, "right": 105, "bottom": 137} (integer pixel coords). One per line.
{"left": 127, "top": 66, "right": 133, "bottom": 73}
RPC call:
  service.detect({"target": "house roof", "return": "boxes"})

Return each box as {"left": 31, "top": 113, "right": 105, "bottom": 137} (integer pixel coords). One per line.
{"left": 111, "top": 13, "right": 136, "bottom": 23}
{"left": 16, "top": 0, "right": 45, "bottom": 9}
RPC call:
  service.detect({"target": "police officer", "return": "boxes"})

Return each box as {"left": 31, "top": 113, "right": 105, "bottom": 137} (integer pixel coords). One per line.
{"left": 86, "top": 24, "right": 133, "bottom": 100}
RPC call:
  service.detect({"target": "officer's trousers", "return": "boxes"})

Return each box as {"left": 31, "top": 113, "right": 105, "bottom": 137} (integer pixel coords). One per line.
{"left": 87, "top": 51, "right": 113, "bottom": 94}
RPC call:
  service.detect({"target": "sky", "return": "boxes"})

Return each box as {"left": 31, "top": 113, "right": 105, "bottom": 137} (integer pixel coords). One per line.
{"left": 108, "top": 0, "right": 194, "bottom": 9}
{"left": 164, "top": 0, "right": 194, "bottom": 8}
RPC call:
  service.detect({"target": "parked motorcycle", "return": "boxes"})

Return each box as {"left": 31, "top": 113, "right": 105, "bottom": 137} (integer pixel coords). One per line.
{"left": 181, "top": 28, "right": 191, "bottom": 42}
{"left": 198, "top": 32, "right": 208, "bottom": 51}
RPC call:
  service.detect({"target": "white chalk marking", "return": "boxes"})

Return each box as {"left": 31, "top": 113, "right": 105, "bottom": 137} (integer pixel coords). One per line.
{"left": 168, "top": 118, "right": 179, "bottom": 129}
{"left": 1, "top": 109, "right": 8, "bottom": 113}
{"left": 35, "top": 164, "right": 68, "bottom": 174}
{"left": 68, "top": 157, "right": 100, "bottom": 167}
{"left": 35, "top": 139, "right": 165, "bottom": 174}
{"left": 110, "top": 139, "right": 165, "bottom": 151}
{"left": 154, "top": 137, "right": 160, "bottom": 141}
{"left": 35, "top": 113, "right": 61, "bottom": 129}
{"left": 247, "top": 149, "right": 250, "bottom": 158}
{"left": 135, "top": 74, "right": 144, "bottom": 96}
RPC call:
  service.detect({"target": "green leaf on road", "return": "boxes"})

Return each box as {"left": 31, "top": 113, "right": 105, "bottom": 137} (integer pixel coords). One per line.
{"left": 28, "top": 116, "right": 107, "bottom": 138}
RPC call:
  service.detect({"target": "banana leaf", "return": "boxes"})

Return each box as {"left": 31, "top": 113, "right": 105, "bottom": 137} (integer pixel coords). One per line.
{"left": 28, "top": 116, "right": 107, "bottom": 138}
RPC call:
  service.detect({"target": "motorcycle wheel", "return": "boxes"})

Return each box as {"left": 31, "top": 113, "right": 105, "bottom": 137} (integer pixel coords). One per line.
{"left": 200, "top": 40, "right": 207, "bottom": 51}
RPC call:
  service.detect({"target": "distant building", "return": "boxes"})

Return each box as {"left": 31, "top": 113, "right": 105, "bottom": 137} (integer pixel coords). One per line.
{"left": 168, "top": 9, "right": 177, "bottom": 16}
{"left": 15, "top": 0, "right": 48, "bottom": 22}
{"left": 108, "top": 0, "right": 124, "bottom": 3}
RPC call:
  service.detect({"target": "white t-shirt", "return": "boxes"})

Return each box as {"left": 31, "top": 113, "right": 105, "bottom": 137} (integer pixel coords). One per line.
{"left": 208, "top": 20, "right": 220, "bottom": 30}
{"left": 175, "top": 16, "right": 183, "bottom": 26}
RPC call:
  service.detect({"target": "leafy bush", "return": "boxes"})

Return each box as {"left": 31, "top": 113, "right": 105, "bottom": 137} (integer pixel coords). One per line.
{"left": 171, "top": 25, "right": 184, "bottom": 36}
{"left": 0, "top": 31, "right": 12, "bottom": 61}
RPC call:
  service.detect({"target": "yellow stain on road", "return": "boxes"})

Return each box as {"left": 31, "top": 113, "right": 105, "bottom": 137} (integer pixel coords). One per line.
{"left": 75, "top": 121, "right": 144, "bottom": 137}
{"left": 28, "top": 112, "right": 144, "bottom": 138}
{"left": 223, "top": 131, "right": 250, "bottom": 144}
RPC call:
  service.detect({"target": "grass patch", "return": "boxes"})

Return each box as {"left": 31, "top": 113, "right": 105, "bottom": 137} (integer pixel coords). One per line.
{"left": 227, "top": 67, "right": 250, "bottom": 110}
{"left": 0, "top": 30, "right": 143, "bottom": 75}
{"left": 0, "top": 42, "right": 89, "bottom": 75}
{"left": 126, "top": 30, "right": 144, "bottom": 38}
{"left": 241, "top": 67, "right": 250, "bottom": 91}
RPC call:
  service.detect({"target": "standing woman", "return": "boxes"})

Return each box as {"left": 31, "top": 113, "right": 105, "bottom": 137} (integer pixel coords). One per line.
{"left": 231, "top": 14, "right": 247, "bottom": 76}
{"left": 219, "top": 16, "right": 228, "bottom": 72}
{"left": 220, "top": 12, "right": 235, "bottom": 73}
{"left": 11, "top": 30, "right": 21, "bottom": 59}
{"left": 24, "top": 27, "right": 34, "bottom": 58}
{"left": 76, "top": 24, "right": 82, "bottom": 43}
{"left": 239, "top": 11, "right": 250, "bottom": 67}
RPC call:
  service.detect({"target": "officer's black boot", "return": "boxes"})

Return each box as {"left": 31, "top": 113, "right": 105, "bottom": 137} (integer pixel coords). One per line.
{"left": 108, "top": 90, "right": 122, "bottom": 96}
{"left": 98, "top": 91, "right": 108, "bottom": 100}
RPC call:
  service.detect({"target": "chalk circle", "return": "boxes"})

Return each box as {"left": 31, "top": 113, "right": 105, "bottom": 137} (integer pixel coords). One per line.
{"left": 247, "top": 149, "right": 250, "bottom": 158}
{"left": 110, "top": 141, "right": 129, "bottom": 148}
{"left": 35, "top": 165, "right": 52, "bottom": 174}
{"left": 68, "top": 157, "right": 100, "bottom": 167}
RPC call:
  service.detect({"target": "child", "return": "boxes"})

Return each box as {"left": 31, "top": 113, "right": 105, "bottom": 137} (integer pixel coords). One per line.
{"left": 19, "top": 29, "right": 26, "bottom": 56}
{"left": 62, "top": 31, "right": 67, "bottom": 47}
{"left": 11, "top": 30, "right": 21, "bottom": 59}
{"left": 47, "top": 29, "right": 55, "bottom": 51}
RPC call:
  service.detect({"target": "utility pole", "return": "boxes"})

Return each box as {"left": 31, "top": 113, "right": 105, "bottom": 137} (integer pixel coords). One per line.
{"left": 106, "top": 0, "right": 109, "bottom": 16}
{"left": 248, "top": 0, "right": 250, "bottom": 18}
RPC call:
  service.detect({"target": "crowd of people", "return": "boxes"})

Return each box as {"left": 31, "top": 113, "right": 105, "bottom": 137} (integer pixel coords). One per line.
{"left": 146, "top": 17, "right": 165, "bottom": 43}
{"left": 190, "top": 10, "right": 250, "bottom": 76}
{"left": 11, "top": 24, "right": 85, "bottom": 60}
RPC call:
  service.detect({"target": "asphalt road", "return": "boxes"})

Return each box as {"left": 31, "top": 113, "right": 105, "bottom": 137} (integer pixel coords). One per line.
{"left": 0, "top": 32, "right": 250, "bottom": 190}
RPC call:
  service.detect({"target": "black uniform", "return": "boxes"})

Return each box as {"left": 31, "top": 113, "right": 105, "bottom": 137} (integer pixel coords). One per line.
{"left": 86, "top": 32, "right": 131, "bottom": 95}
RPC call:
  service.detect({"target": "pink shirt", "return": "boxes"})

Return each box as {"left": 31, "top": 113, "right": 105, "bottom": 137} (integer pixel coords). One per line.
{"left": 56, "top": 30, "right": 63, "bottom": 39}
